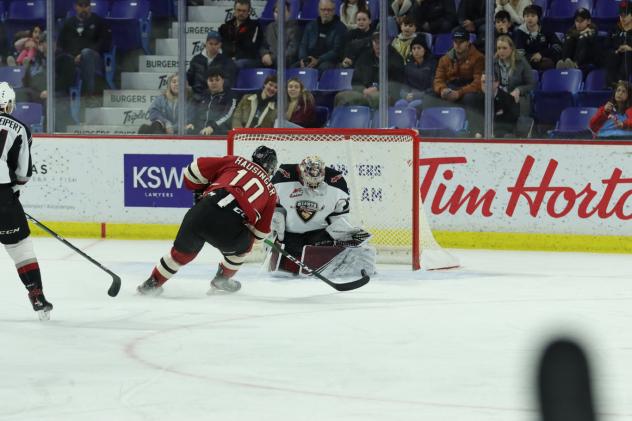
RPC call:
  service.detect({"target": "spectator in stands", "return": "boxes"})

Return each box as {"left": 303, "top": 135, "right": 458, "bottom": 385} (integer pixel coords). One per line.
{"left": 219, "top": 0, "right": 263, "bottom": 69}
{"left": 286, "top": 77, "right": 316, "bottom": 127}
{"left": 297, "top": 0, "right": 348, "bottom": 71}
{"left": 604, "top": 0, "right": 632, "bottom": 86}
{"left": 392, "top": 16, "right": 419, "bottom": 62}
{"left": 232, "top": 74, "right": 278, "bottom": 128}
{"left": 198, "top": 70, "right": 237, "bottom": 136}
{"left": 335, "top": 32, "right": 405, "bottom": 108}
{"left": 425, "top": 26, "right": 485, "bottom": 134}
{"left": 414, "top": 0, "right": 458, "bottom": 34}
{"left": 556, "top": 8, "right": 599, "bottom": 71}
{"left": 57, "top": 0, "right": 112, "bottom": 97}
{"left": 457, "top": 0, "right": 485, "bottom": 39}
{"left": 259, "top": 1, "right": 301, "bottom": 67}
{"left": 494, "top": 35, "right": 536, "bottom": 116}
{"left": 481, "top": 73, "right": 520, "bottom": 136}
{"left": 398, "top": 34, "right": 437, "bottom": 109}
{"left": 515, "top": 4, "right": 562, "bottom": 71}
{"left": 339, "top": 0, "right": 369, "bottom": 30}
{"left": 187, "top": 31, "right": 236, "bottom": 103}
{"left": 589, "top": 80, "right": 632, "bottom": 137}
{"left": 341, "top": 10, "right": 374, "bottom": 68}
{"left": 475, "top": 10, "right": 514, "bottom": 53}
{"left": 495, "top": 0, "right": 530, "bottom": 26}
{"left": 138, "top": 74, "right": 195, "bottom": 135}
{"left": 0, "top": 23, "right": 11, "bottom": 66}
{"left": 391, "top": 0, "right": 416, "bottom": 25}
{"left": 14, "top": 25, "right": 42, "bottom": 66}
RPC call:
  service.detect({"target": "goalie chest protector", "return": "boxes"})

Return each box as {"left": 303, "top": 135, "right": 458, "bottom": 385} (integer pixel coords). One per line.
{"left": 272, "top": 164, "right": 350, "bottom": 234}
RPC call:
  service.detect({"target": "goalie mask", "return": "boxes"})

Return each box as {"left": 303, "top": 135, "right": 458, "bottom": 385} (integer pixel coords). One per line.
{"left": 299, "top": 155, "right": 325, "bottom": 189}
{"left": 252, "top": 145, "right": 278, "bottom": 175}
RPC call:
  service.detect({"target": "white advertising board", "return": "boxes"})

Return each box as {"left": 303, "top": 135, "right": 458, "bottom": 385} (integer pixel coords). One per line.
{"left": 23, "top": 137, "right": 226, "bottom": 223}
{"left": 420, "top": 140, "right": 632, "bottom": 235}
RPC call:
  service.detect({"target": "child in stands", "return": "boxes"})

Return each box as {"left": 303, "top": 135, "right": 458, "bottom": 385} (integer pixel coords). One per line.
{"left": 589, "top": 80, "right": 632, "bottom": 138}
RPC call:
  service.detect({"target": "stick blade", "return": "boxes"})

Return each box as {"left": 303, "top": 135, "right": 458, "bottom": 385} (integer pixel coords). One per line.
{"left": 108, "top": 275, "right": 122, "bottom": 297}
{"left": 329, "top": 270, "right": 370, "bottom": 292}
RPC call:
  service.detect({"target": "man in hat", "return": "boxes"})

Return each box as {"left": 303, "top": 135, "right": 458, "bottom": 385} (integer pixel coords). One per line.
{"left": 604, "top": 0, "right": 632, "bottom": 85}
{"left": 556, "top": 8, "right": 599, "bottom": 70}
{"left": 57, "top": 0, "right": 111, "bottom": 97}
{"left": 425, "top": 26, "right": 485, "bottom": 134}
{"left": 186, "top": 30, "right": 236, "bottom": 103}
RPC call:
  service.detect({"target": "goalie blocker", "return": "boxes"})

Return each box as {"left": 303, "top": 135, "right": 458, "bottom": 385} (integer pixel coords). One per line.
{"left": 267, "top": 157, "right": 376, "bottom": 277}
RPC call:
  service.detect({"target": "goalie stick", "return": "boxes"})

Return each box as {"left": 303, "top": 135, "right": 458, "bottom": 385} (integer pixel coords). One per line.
{"left": 263, "top": 238, "right": 370, "bottom": 291}
{"left": 25, "top": 213, "right": 121, "bottom": 297}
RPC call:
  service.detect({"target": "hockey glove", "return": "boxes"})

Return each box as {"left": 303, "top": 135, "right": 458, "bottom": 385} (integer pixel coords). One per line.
{"left": 351, "top": 229, "right": 371, "bottom": 243}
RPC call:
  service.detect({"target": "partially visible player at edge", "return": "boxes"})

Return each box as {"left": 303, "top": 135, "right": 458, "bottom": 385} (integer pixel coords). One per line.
{"left": 0, "top": 82, "right": 53, "bottom": 320}
{"left": 137, "top": 146, "right": 278, "bottom": 295}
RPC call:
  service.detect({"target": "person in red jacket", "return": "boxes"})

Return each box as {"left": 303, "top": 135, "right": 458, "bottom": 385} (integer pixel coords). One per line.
{"left": 589, "top": 80, "right": 632, "bottom": 138}
{"left": 137, "top": 146, "right": 278, "bottom": 295}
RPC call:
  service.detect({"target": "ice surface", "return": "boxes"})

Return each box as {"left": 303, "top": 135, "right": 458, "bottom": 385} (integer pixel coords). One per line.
{"left": 1, "top": 238, "right": 631, "bottom": 421}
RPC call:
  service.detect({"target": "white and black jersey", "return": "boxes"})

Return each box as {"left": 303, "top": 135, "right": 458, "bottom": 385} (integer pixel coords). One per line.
{"left": 272, "top": 164, "right": 350, "bottom": 234}
{"left": 0, "top": 112, "right": 32, "bottom": 189}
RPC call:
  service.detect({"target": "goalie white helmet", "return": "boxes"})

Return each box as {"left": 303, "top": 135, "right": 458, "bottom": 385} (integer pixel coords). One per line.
{"left": 299, "top": 155, "right": 325, "bottom": 189}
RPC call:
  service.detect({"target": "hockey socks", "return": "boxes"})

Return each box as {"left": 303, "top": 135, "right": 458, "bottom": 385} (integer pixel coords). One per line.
{"left": 151, "top": 247, "right": 197, "bottom": 286}
{"left": 5, "top": 238, "right": 43, "bottom": 291}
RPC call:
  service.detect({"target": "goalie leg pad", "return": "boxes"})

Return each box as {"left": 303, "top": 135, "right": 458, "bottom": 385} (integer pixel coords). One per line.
{"left": 300, "top": 245, "right": 346, "bottom": 275}
{"left": 318, "top": 245, "right": 377, "bottom": 278}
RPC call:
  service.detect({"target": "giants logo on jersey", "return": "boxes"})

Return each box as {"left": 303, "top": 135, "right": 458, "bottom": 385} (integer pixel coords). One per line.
{"left": 296, "top": 200, "right": 319, "bottom": 222}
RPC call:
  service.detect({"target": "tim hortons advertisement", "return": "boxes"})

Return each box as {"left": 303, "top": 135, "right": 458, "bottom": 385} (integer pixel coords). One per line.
{"left": 420, "top": 141, "right": 632, "bottom": 236}
{"left": 23, "top": 137, "right": 225, "bottom": 223}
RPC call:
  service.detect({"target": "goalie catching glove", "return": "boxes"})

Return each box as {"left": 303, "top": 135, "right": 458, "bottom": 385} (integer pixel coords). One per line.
{"left": 325, "top": 217, "right": 371, "bottom": 246}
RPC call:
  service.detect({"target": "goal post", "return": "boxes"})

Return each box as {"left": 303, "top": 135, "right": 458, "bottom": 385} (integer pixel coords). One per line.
{"left": 228, "top": 128, "right": 458, "bottom": 270}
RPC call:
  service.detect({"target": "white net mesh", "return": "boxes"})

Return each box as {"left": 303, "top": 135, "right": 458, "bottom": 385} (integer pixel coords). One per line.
{"left": 230, "top": 128, "right": 458, "bottom": 270}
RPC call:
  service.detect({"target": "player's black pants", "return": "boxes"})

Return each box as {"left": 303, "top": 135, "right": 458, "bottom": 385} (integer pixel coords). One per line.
{"left": 174, "top": 189, "right": 253, "bottom": 257}
{"left": 0, "top": 185, "right": 30, "bottom": 245}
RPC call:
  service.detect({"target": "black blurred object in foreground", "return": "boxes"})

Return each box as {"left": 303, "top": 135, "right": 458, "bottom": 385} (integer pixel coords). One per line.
{"left": 537, "top": 338, "right": 597, "bottom": 421}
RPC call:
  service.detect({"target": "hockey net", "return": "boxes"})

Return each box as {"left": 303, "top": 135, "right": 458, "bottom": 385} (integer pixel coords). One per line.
{"left": 228, "top": 128, "right": 459, "bottom": 270}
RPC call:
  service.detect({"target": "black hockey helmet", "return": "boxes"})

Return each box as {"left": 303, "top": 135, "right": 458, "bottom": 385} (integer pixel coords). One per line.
{"left": 252, "top": 145, "right": 278, "bottom": 175}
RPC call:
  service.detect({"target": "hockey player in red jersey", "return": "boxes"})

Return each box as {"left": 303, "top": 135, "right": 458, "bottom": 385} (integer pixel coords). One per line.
{"left": 137, "top": 146, "right": 278, "bottom": 295}
{"left": 0, "top": 82, "right": 53, "bottom": 320}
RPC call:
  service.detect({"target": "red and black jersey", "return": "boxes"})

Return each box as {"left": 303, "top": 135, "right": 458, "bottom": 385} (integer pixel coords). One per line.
{"left": 184, "top": 155, "right": 277, "bottom": 239}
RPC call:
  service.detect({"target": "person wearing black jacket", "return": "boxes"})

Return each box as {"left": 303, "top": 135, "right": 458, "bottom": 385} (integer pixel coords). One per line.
{"left": 187, "top": 31, "right": 236, "bottom": 103}
{"left": 341, "top": 9, "right": 374, "bottom": 68}
{"left": 515, "top": 5, "right": 562, "bottom": 71}
{"left": 556, "top": 8, "right": 600, "bottom": 71}
{"left": 57, "top": 0, "right": 111, "bottom": 96}
{"left": 415, "top": 0, "right": 458, "bottom": 34}
{"left": 219, "top": 0, "right": 262, "bottom": 69}
{"left": 334, "top": 32, "right": 405, "bottom": 108}
{"left": 604, "top": 0, "right": 632, "bottom": 85}
{"left": 482, "top": 73, "right": 520, "bottom": 137}
{"left": 198, "top": 70, "right": 237, "bottom": 136}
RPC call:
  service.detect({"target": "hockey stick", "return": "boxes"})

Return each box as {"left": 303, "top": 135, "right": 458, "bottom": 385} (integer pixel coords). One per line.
{"left": 263, "top": 238, "right": 370, "bottom": 291}
{"left": 25, "top": 213, "right": 121, "bottom": 297}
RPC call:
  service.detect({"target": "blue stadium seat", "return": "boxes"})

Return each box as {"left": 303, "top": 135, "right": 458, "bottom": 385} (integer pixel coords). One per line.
{"left": 367, "top": 0, "right": 380, "bottom": 19}
{"left": 313, "top": 105, "right": 329, "bottom": 128}
{"left": 592, "top": 0, "right": 619, "bottom": 31}
{"left": 543, "top": 0, "right": 593, "bottom": 33}
{"left": 13, "top": 102, "right": 44, "bottom": 132}
{"left": 576, "top": 69, "right": 610, "bottom": 107}
{"left": 532, "top": 0, "right": 549, "bottom": 12}
{"left": 533, "top": 68, "right": 583, "bottom": 124}
{"left": 105, "top": 0, "right": 151, "bottom": 54}
{"left": 329, "top": 106, "right": 372, "bottom": 128}
{"left": 432, "top": 33, "right": 452, "bottom": 56}
{"left": 149, "top": 0, "right": 176, "bottom": 19}
{"left": 55, "top": 0, "right": 75, "bottom": 18}
{"left": 548, "top": 106, "right": 597, "bottom": 138}
{"left": 316, "top": 68, "right": 354, "bottom": 92}
{"left": 584, "top": 68, "right": 606, "bottom": 90}
{"left": 232, "top": 68, "right": 276, "bottom": 93}
{"left": 67, "top": 0, "right": 110, "bottom": 18}
{"left": 298, "top": 0, "right": 319, "bottom": 20}
{"left": 286, "top": 68, "right": 319, "bottom": 91}
{"left": 418, "top": 107, "right": 467, "bottom": 137}
{"left": 0, "top": 66, "right": 24, "bottom": 88}
{"left": 373, "top": 106, "right": 418, "bottom": 128}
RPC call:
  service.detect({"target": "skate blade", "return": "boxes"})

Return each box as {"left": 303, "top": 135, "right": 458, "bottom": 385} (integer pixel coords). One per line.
{"left": 136, "top": 286, "right": 164, "bottom": 297}
{"left": 37, "top": 309, "right": 51, "bottom": 321}
{"left": 206, "top": 286, "right": 237, "bottom": 295}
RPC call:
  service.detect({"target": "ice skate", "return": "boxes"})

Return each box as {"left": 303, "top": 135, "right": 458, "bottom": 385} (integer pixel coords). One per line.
{"left": 137, "top": 277, "right": 164, "bottom": 296}
{"left": 207, "top": 275, "right": 241, "bottom": 294}
{"left": 28, "top": 289, "right": 53, "bottom": 321}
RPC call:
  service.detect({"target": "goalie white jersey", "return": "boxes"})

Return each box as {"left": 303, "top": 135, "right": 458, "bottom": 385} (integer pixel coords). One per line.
{"left": 271, "top": 164, "right": 350, "bottom": 234}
